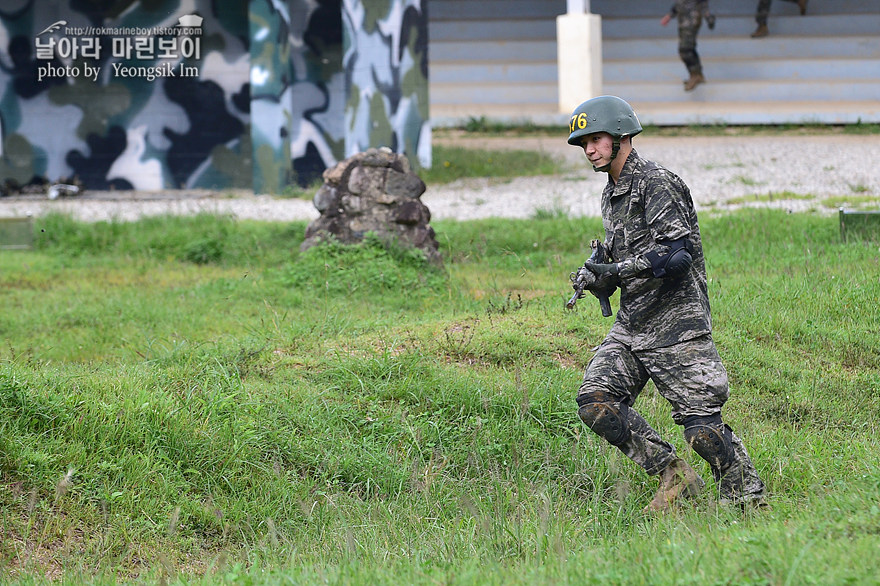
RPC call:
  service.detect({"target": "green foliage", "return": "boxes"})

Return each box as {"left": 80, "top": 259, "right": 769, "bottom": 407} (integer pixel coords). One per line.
{"left": 279, "top": 232, "right": 443, "bottom": 295}
{"left": 459, "top": 116, "right": 559, "bottom": 135}
{"left": 421, "top": 145, "right": 563, "bottom": 185}
{"left": 1, "top": 210, "right": 878, "bottom": 584}
{"left": 725, "top": 191, "right": 816, "bottom": 206}
{"left": 823, "top": 194, "right": 880, "bottom": 209}
{"left": 34, "top": 212, "right": 306, "bottom": 266}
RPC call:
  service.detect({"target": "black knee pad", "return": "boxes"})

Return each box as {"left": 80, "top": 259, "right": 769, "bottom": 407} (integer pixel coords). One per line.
{"left": 683, "top": 414, "right": 735, "bottom": 474}
{"left": 576, "top": 391, "right": 631, "bottom": 447}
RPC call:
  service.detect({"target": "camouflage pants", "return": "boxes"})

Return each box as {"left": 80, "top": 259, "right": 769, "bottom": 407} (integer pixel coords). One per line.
{"left": 577, "top": 334, "right": 765, "bottom": 500}
{"left": 677, "top": 8, "right": 703, "bottom": 75}
{"left": 756, "top": 0, "right": 800, "bottom": 25}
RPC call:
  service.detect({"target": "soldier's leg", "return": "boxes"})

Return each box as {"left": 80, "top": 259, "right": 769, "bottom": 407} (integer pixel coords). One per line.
{"left": 577, "top": 337, "right": 677, "bottom": 475}
{"left": 755, "top": 0, "right": 772, "bottom": 26}
{"left": 681, "top": 415, "right": 765, "bottom": 503}
{"left": 677, "top": 12, "right": 703, "bottom": 76}
{"left": 781, "top": 0, "right": 807, "bottom": 16}
{"left": 644, "top": 335, "right": 766, "bottom": 503}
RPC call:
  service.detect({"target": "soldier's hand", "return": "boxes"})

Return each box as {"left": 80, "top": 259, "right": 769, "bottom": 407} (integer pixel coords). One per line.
{"left": 571, "top": 266, "right": 597, "bottom": 295}
{"left": 589, "top": 282, "right": 616, "bottom": 300}
{"left": 584, "top": 260, "right": 620, "bottom": 276}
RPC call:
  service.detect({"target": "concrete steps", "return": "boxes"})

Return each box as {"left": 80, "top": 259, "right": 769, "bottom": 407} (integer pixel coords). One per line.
{"left": 429, "top": 0, "right": 562, "bottom": 125}
{"left": 429, "top": 0, "right": 880, "bottom": 126}
{"left": 604, "top": 36, "right": 880, "bottom": 61}
{"left": 591, "top": 0, "right": 875, "bottom": 18}
{"left": 602, "top": 14, "right": 880, "bottom": 37}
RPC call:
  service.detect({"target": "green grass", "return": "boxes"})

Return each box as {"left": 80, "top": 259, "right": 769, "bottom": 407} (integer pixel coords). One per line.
{"left": 823, "top": 195, "right": 880, "bottom": 210}
{"left": 1, "top": 209, "right": 879, "bottom": 584}
{"left": 725, "top": 191, "right": 817, "bottom": 205}
{"left": 420, "top": 145, "right": 565, "bottom": 185}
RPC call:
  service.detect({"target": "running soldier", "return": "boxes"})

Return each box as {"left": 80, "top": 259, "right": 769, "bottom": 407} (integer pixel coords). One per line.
{"left": 567, "top": 95, "right": 766, "bottom": 512}
{"left": 661, "top": 0, "right": 711, "bottom": 91}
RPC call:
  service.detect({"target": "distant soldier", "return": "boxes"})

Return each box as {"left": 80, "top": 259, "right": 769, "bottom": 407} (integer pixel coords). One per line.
{"left": 752, "top": 0, "right": 808, "bottom": 38}
{"left": 567, "top": 96, "right": 766, "bottom": 512}
{"left": 661, "top": 0, "right": 713, "bottom": 91}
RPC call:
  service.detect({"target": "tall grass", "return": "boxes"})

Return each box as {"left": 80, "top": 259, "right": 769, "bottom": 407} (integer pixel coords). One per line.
{"left": 0, "top": 209, "right": 878, "bottom": 584}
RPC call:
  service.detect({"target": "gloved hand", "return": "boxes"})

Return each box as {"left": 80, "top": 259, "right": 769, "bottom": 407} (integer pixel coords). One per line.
{"left": 570, "top": 265, "right": 597, "bottom": 297}
{"left": 584, "top": 261, "right": 620, "bottom": 276}
{"left": 583, "top": 261, "right": 620, "bottom": 301}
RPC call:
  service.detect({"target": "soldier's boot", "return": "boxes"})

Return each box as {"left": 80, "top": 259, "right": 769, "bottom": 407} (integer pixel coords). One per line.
{"left": 684, "top": 72, "right": 705, "bottom": 92}
{"left": 643, "top": 458, "right": 705, "bottom": 514}
{"left": 750, "top": 24, "right": 769, "bottom": 38}
{"left": 798, "top": 0, "right": 808, "bottom": 15}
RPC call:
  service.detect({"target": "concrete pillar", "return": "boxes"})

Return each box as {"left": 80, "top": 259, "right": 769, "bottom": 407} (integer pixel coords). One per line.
{"left": 556, "top": 0, "right": 602, "bottom": 114}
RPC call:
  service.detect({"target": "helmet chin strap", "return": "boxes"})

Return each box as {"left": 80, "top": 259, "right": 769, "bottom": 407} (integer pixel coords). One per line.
{"left": 592, "top": 138, "right": 621, "bottom": 173}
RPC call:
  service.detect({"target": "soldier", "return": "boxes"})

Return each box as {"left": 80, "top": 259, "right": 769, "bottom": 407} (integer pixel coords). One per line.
{"left": 752, "top": 0, "right": 808, "bottom": 38}
{"left": 567, "top": 96, "right": 766, "bottom": 513}
{"left": 660, "top": 0, "right": 711, "bottom": 91}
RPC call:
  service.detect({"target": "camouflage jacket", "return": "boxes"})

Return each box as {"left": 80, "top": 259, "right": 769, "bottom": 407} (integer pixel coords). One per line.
{"left": 600, "top": 149, "right": 712, "bottom": 351}
{"left": 669, "top": 0, "right": 708, "bottom": 16}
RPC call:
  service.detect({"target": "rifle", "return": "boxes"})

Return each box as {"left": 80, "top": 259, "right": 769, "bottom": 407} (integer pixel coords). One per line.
{"left": 566, "top": 239, "right": 613, "bottom": 317}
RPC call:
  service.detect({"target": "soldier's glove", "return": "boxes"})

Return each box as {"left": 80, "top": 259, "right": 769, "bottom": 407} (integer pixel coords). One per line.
{"left": 578, "top": 262, "right": 617, "bottom": 297}
{"left": 570, "top": 265, "right": 597, "bottom": 298}
{"left": 583, "top": 261, "right": 620, "bottom": 276}
{"left": 583, "top": 260, "right": 621, "bottom": 299}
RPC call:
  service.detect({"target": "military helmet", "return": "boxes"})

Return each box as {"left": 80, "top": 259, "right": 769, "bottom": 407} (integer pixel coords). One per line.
{"left": 567, "top": 95, "right": 643, "bottom": 146}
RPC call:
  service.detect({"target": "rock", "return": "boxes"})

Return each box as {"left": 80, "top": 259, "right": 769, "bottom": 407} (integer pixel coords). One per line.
{"left": 301, "top": 149, "right": 442, "bottom": 265}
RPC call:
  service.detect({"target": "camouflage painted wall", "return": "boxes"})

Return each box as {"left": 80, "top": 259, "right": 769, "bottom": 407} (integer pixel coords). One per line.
{"left": 342, "top": 0, "right": 431, "bottom": 170}
{"left": 290, "top": 0, "right": 346, "bottom": 188}
{"left": 250, "top": 0, "right": 292, "bottom": 195}
{"left": 292, "top": 0, "right": 430, "bottom": 188}
{"left": 0, "top": 1, "right": 251, "bottom": 193}
{"left": 0, "top": 0, "right": 429, "bottom": 194}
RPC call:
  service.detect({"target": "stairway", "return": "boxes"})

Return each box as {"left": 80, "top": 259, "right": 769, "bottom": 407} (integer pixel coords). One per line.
{"left": 429, "top": 0, "right": 565, "bottom": 126}
{"left": 429, "top": 0, "right": 880, "bottom": 126}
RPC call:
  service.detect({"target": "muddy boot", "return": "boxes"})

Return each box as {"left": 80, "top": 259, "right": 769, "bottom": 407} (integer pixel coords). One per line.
{"left": 643, "top": 458, "right": 705, "bottom": 514}
{"left": 684, "top": 73, "right": 705, "bottom": 92}
{"left": 750, "top": 24, "right": 768, "bottom": 38}
{"left": 798, "top": 0, "right": 808, "bottom": 15}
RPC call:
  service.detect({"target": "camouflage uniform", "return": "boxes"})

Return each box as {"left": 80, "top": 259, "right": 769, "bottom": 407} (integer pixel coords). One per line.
{"left": 578, "top": 149, "right": 765, "bottom": 502}
{"left": 668, "top": 0, "right": 706, "bottom": 76}
{"left": 756, "top": 0, "right": 801, "bottom": 25}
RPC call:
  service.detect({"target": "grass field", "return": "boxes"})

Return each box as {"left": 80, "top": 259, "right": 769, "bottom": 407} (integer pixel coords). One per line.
{"left": 1, "top": 202, "right": 879, "bottom": 584}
